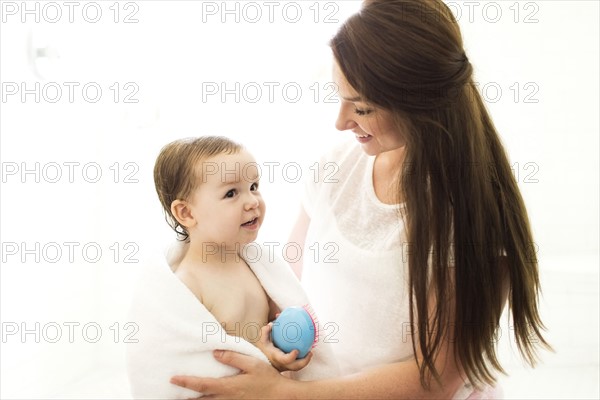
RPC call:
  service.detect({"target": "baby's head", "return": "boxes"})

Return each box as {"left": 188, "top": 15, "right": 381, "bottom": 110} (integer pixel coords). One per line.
{"left": 154, "top": 136, "right": 264, "bottom": 245}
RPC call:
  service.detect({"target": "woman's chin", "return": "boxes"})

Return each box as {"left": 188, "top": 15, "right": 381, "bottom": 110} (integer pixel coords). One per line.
{"left": 358, "top": 142, "right": 379, "bottom": 156}
{"left": 361, "top": 143, "right": 406, "bottom": 159}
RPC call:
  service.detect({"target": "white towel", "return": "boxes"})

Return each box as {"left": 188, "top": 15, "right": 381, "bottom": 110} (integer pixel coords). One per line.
{"left": 126, "top": 242, "right": 339, "bottom": 399}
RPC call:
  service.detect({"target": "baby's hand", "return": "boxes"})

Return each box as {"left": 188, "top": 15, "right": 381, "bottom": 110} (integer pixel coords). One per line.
{"left": 256, "top": 322, "right": 313, "bottom": 372}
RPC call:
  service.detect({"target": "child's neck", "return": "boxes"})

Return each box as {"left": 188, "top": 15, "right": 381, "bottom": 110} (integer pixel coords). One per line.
{"left": 184, "top": 239, "right": 245, "bottom": 267}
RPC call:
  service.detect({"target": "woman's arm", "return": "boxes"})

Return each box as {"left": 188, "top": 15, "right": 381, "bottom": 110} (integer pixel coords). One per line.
{"left": 287, "top": 206, "right": 310, "bottom": 280}
{"left": 288, "top": 351, "right": 464, "bottom": 400}
{"left": 173, "top": 283, "right": 465, "bottom": 400}
{"left": 171, "top": 343, "right": 464, "bottom": 399}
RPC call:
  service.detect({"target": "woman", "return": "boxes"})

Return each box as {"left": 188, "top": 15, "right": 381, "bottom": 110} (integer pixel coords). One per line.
{"left": 171, "top": 0, "right": 550, "bottom": 397}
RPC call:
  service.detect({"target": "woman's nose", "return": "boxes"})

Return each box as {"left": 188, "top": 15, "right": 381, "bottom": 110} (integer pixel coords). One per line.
{"left": 335, "top": 104, "right": 358, "bottom": 131}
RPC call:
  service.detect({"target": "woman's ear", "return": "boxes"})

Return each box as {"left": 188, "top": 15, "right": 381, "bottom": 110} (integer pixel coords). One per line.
{"left": 171, "top": 199, "right": 196, "bottom": 229}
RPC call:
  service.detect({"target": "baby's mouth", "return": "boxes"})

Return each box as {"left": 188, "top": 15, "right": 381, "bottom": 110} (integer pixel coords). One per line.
{"left": 241, "top": 217, "right": 258, "bottom": 227}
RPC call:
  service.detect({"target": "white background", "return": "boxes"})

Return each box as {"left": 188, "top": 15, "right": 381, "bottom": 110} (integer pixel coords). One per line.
{"left": 0, "top": 1, "right": 598, "bottom": 398}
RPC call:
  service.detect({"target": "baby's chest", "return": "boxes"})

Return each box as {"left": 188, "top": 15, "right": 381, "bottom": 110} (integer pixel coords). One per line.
{"left": 203, "top": 277, "right": 269, "bottom": 340}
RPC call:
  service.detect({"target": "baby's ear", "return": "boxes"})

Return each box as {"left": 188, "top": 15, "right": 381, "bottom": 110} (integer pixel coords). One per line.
{"left": 171, "top": 200, "right": 196, "bottom": 228}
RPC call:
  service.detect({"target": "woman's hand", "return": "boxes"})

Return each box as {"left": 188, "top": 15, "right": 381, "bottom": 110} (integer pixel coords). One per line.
{"left": 255, "top": 323, "right": 313, "bottom": 372}
{"left": 170, "top": 350, "right": 295, "bottom": 399}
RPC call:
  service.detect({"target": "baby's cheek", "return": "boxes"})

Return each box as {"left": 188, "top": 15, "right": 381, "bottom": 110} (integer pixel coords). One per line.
{"left": 259, "top": 198, "right": 267, "bottom": 212}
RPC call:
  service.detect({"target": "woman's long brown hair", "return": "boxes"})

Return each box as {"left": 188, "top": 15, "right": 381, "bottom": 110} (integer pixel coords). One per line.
{"left": 331, "top": 0, "right": 551, "bottom": 389}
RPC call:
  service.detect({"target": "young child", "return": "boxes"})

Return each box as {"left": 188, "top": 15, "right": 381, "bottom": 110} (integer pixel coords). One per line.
{"left": 153, "top": 135, "right": 311, "bottom": 372}
{"left": 127, "top": 136, "right": 338, "bottom": 399}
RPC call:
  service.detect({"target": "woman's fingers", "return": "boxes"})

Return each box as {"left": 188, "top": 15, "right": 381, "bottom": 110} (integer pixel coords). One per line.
{"left": 214, "top": 350, "right": 264, "bottom": 373}
{"left": 172, "top": 352, "right": 285, "bottom": 399}
{"left": 170, "top": 376, "right": 220, "bottom": 395}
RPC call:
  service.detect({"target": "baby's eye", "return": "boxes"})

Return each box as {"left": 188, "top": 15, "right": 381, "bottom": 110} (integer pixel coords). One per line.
{"left": 250, "top": 182, "right": 259, "bottom": 191}
{"left": 354, "top": 108, "right": 373, "bottom": 116}
{"left": 224, "top": 189, "right": 237, "bottom": 198}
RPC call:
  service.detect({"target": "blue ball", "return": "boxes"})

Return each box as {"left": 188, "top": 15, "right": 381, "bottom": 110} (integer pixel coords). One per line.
{"left": 271, "top": 307, "right": 315, "bottom": 359}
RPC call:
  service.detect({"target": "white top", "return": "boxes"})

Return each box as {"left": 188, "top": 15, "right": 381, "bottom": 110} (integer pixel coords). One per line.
{"left": 301, "top": 140, "right": 413, "bottom": 376}
{"left": 301, "top": 140, "right": 482, "bottom": 399}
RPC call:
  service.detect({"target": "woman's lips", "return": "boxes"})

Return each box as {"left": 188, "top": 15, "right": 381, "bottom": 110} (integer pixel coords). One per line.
{"left": 355, "top": 134, "right": 372, "bottom": 144}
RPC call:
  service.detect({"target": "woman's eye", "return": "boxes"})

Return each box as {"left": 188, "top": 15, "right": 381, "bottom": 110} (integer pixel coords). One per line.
{"left": 250, "top": 182, "right": 259, "bottom": 191}
{"left": 354, "top": 108, "right": 372, "bottom": 116}
{"left": 224, "top": 189, "right": 237, "bottom": 198}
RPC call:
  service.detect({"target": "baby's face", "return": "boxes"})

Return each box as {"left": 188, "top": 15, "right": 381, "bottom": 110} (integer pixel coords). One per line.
{"left": 186, "top": 150, "right": 265, "bottom": 247}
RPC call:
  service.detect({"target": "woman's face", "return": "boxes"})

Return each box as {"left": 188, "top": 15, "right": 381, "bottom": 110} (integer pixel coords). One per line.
{"left": 333, "top": 61, "right": 406, "bottom": 156}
